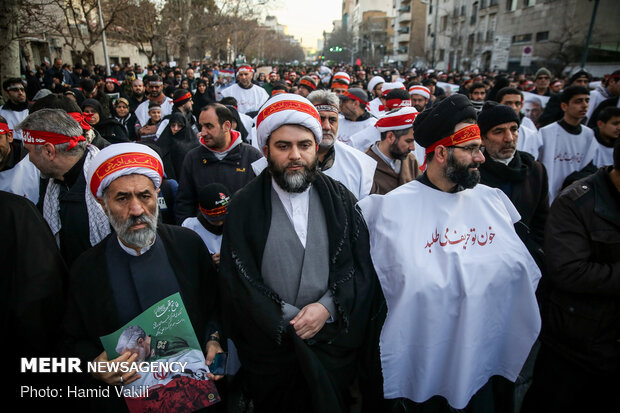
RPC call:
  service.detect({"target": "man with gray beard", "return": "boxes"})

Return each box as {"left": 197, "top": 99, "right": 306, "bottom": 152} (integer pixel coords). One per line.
{"left": 219, "top": 93, "right": 384, "bottom": 413}
{"left": 18, "top": 108, "right": 110, "bottom": 266}
{"left": 62, "top": 143, "right": 223, "bottom": 412}
{"left": 307, "top": 90, "right": 376, "bottom": 200}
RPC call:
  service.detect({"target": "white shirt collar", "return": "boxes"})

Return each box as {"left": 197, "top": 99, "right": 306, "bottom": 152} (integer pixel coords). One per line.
{"left": 117, "top": 235, "right": 156, "bottom": 256}
{"left": 271, "top": 177, "right": 311, "bottom": 248}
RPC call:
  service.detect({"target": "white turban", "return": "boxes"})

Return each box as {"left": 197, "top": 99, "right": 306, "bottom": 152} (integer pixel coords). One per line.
{"left": 87, "top": 142, "right": 164, "bottom": 198}
{"left": 409, "top": 85, "right": 431, "bottom": 100}
{"left": 367, "top": 76, "right": 385, "bottom": 93}
{"left": 381, "top": 82, "right": 406, "bottom": 97}
{"left": 255, "top": 93, "right": 322, "bottom": 149}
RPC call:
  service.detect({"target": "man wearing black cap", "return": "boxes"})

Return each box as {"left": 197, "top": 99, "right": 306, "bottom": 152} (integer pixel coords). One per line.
{"left": 337, "top": 88, "right": 376, "bottom": 147}
{"left": 358, "top": 94, "right": 542, "bottom": 412}
{"left": 478, "top": 102, "right": 549, "bottom": 266}
{"left": 538, "top": 69, "right": 593, "bottom": 128}
{"left": 181, "top": 183, "right": 231, "bottom": 265}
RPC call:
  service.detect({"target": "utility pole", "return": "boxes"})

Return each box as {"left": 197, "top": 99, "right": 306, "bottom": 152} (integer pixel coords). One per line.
{"left": 580, "top": 0, "right": 600, "bottom": 69}
{"left": 431, "top": 0, "right": 439, "bottom": 67}
{"left": 96, "top": 0, "right": 111, "bottom": 76}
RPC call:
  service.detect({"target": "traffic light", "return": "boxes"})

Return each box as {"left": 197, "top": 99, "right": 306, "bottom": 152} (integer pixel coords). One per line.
{"left": 329, "top": 46, "right": 343, "bottom": 52}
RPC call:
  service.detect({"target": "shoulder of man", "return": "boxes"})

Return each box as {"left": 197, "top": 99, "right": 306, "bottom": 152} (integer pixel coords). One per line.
{"left": 238, "top": 142, "right": 263, "bottom": 159}
{"left": 557, "top": 172, "right": 599, "bottom": 204}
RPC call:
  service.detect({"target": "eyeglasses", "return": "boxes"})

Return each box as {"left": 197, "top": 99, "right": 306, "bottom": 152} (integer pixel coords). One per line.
{"left": 451, "top": 145, "right": 485, "bottom": 155}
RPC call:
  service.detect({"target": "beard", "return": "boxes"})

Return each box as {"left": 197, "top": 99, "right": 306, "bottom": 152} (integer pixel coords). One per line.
{"left": 268, "top": 153, "right": 319, "bottom": 193}
{"left": 106, "top": 200, "right": 159, "bottom": 248}
{"left": 318, "top": 131, "right": 336, "bottom": 150}
{"left": 389, "top": 141, "right": 409, "bottom": 161}
{"left": 446, "top": 151, "right": 480, "bottom": 189}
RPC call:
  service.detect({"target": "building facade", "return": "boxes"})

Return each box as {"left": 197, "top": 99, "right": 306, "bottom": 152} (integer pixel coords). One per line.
{"left": 424, "top": 0, "right": 620, "bottom": 74}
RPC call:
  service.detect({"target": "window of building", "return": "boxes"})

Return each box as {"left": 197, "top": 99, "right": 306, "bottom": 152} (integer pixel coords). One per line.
{"left": 439, "top": 49, "right": 445, "bottom": 61}
{"left": 511, "top": 33, "right": 532, "bottom": 43}
{"left": 440, "top": 15, "right": 448, "bottom": 31}
{"left": 507, "top": 0, "right": 517, "bottom": 11}
{"left": 524, "top": 0, "right": 536, "bottom": 6}
{"left": 536, "top": 31, "right": 549, "bottom": 42}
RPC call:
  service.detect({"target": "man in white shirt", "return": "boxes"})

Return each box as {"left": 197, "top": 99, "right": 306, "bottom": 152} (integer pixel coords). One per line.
{"left": 219, "top": 65, "right": 269, "bottom": 115}
{"left": 538, "top": 85, "right": 598, "bottom": 203}
{"left": 358, "top": 94, "right": 541, "bottom": 411}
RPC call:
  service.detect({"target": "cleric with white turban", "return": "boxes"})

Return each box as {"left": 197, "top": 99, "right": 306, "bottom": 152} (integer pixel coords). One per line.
{"left": 255, "top": 93, "right": 322, "bottom": 149}
{"left": 87, "top": 142, "right": 164, "bottom": 198}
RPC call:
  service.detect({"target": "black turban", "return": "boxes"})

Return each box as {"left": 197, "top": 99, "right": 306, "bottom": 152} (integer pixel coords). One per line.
{"left": 413, "top": 94, "right": 477, "bottom": 147}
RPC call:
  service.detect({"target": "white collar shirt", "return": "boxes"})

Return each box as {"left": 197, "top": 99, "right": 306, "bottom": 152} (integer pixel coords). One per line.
{"left": 272, "top": 177, "right": 311, "bottom": 248}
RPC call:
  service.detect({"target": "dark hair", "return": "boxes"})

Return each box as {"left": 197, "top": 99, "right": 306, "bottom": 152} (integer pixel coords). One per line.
{"left": 496, "top": 87, "right": 523, "bottom": 104}
{"left": 219, "top": 96, "right": 238, "bottom": 107}
{"left": 0, "top": 114, "right": 7, "bottom": 123}
{"left": 202, "top": 103, "right": 234, "bottom": 126}
{"left": 561, "top": 85, "right": 590, "bottom": 104}
{"left": 469, "top": 82, "right": 486, "bottom": 93}
{"left": 421, "top": 78, "right": 435, "bottom": 87}
{"left": 2, "top": 78, "right": 23, "bottom": 91}
{"left": 385, "top": 88, "right": 410, "bottom": 101}
{"left": 380, "top": 127, "right": 412, "bottom": 141}
{"left": 597, "top": 106, "right": 620, "bottom": 124}
{"left": 614, "top": 135, "right": 620, "bottom": 171}
{"left": 30, "top": 94, "right": 82, "bottom": 114}
{"left": 80, "top": 78, "right": 96, "bottom": 92}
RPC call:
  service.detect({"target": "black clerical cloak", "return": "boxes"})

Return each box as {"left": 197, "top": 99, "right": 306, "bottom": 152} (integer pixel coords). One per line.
{"left": 62, "top": 224, "right": 219, "bottom": 412}
{"left": 219, "top": 169, "right": 385, "bottom": 413}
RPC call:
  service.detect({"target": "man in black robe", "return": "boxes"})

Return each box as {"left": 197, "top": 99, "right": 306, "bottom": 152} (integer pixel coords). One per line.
{"left": 62, "top": 143, "right": 222, "bottom": 412}
{"left": 1, "top": 191, "right": 67, "bottom": 407}
{"left": 219, "top": 93, "right": 384, "bottom": 413}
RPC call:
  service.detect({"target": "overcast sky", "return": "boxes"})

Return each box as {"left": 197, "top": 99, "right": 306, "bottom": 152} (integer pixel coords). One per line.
{"left": 270, "top": 0, "right": 342, "bottom": 49}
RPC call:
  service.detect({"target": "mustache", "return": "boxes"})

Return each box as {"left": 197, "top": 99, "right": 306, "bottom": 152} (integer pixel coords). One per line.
{"left": 124, "top": 214, "right": 155, "bottom": 229}
{"left": 285, "top": 161, "right": 306, "bottom": 168}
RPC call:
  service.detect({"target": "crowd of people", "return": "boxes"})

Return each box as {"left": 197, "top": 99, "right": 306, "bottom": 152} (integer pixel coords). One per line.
{"left": 2, "top": 56, "right": 619, "bottom": 413}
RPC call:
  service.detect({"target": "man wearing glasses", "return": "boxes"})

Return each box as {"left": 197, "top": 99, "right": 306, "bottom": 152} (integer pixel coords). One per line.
{"left": 533, "top": 67, "right": 552, "bottom": 97}
{"left": 358, "top": 94, "right": 542, "bottom": 412}
{"left": 0, "top": 78, "right": 30, "bottom": 142}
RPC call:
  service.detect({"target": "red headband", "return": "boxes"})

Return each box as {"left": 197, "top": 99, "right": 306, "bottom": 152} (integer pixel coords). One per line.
{"left": 22, "top": 129, "right": 86, "bottom": 151}
{"left": 332, "top": 83, "right": 349, "bottom": 90}
{"left": 173, "top": 92, "right": 192, "bottom": 103}
{"left": 90, "top": 152, "right": 163, "bottom": 198}
{"left": 68, "top": 112, "right": 94, "bottom": 131}
{"left": 342, "top": 90, "right": 368, "bottom": 109}
{"left": 272, "top": 89, "right": 287, "bottom": 96}
{"left": 299, "top": 79, "right": 316, "bottom": 90}
{"left": 420, "top": 124, "right": 481, "bottom": 171}
{"left": 384, "top": 99, "right": 412, "bottom": 110}
{"left": 0, "top": 122, "right": 11, "bottom": 134}
{"left": 105, "top": 78, "right": 119, "bottom": 85}
{"left": 374, "top": 111, "right": 417, "bottom": 131}
{"left": 256, "top": 99, "right": 321, "bottom": 130}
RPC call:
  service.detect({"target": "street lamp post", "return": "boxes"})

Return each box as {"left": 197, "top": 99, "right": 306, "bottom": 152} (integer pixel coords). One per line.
{"left": 96, "top": 0, "right": 111, "bottom": 76}
{"left": 431, "top": 0, "right": 438, "bottom": 68}
{"left": 580, "top": 0, "right": 600, "bottom": 69}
